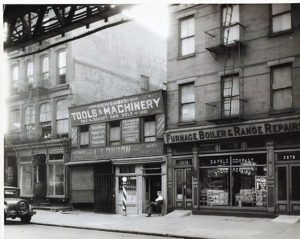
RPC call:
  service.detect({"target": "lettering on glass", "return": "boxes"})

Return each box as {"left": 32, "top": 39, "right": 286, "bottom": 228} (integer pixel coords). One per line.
{"left": 122, "top": 118, "right": 140, "bottom": 144}
{"left": 90, "top": 123, "right": 106, "bottom": 147}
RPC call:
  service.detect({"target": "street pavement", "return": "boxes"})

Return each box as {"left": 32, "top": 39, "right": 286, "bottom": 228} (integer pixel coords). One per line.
{"left": 10, "top": 209, "right": 300, "bottom": 239}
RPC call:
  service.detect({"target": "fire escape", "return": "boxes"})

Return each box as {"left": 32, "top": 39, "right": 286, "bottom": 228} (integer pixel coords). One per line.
{"left": 205, "top": 5, "right": 246, "bottom": 123}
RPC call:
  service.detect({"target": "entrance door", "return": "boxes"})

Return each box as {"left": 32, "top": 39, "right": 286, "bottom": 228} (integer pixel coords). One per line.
{"left": 277, "top": 164, "right": 300, "bottom": 214}
{"left": 175, "top": 168, "right": 193, "bottom": 209}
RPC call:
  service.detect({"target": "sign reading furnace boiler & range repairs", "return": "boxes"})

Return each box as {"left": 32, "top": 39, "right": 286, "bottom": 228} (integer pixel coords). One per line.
{"left": 165, "top": 119, "right": 300, "bottom": 144}
{"left": 69, "top": 91, "right": 164, "bottom": 126}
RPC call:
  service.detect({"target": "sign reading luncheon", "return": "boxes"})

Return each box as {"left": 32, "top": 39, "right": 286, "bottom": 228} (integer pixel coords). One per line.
{"left": 69, "top": 91, "right": 164, "bottom": 126}
{"left": 165, "top": 119, "right": 300, "bottom": 144}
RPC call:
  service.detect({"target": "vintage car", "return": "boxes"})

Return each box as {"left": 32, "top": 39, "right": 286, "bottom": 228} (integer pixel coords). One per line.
{"left": 4, "top": 186, "right": 36, "bottom": 224}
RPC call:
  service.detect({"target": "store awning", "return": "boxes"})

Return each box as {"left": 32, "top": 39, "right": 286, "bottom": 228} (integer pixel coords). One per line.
{"left": 65, "top": 159, "right": 110, "bottom": 166}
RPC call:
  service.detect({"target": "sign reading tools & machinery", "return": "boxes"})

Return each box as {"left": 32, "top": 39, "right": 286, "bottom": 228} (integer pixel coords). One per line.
{"left": 164, "top": 118, "right": 300, "bottom": 144}
{"left": 69, "top": 91, "right": 164, "bottom": 126}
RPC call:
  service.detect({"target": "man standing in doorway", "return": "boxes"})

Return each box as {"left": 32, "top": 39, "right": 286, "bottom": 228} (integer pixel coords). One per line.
{"left": 146, "top": 191, "right": 163, "bottom": 217}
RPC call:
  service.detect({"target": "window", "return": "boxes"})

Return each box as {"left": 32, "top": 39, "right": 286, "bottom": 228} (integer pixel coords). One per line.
{"left": 40, "top": 103, "right": 51, "bottom": 122}
{"left": 41, "top": 55, "right": 49, "bottom": 82}
{"left": 222, "top": 75, "right": 240, "bottom": 117}
{"left": 120, "top": 165, "right": 135, "bottom": 174}
{"left": 144, "top": 116, "right": 156, "bottom": 142}
{"left": 56, "top": 100, "right": 68, "bottom": 138}
{"left": 24, "top": 106, "right": 35, "bottom": 140}
{"left": 19, "top": 161, "right": 33, "bottom": 196}
{"left": 141, "top": 75, "right": 150, "bottom": 92}
{"left": 180, "top": 83, "right": 195, "bottom": 122}
{"left": 10, "top": 109, "right": 21, "bottom": 130}
{"left": 271, "top": 4, "right": 292, "bottom": 33}
{"left": 223, "top": 5, "right": 240, "bottom": 44}
{"left": 11, "top": 65, "right": 19, "bottom": 91}
{"left": 79, "top": 125, "right": 89, "bottom": 147}
{"left": 58, "top": 50, "right": 66, "bottom": 84}
{"left": 26, "top": 60, "right": 34, "bottom": 86}
{"left": 48, "top": 163, "right": 64, "bottom": 196}
{"left": 271, "top": 64, "right": 292, "bottom": 111}
{"left": 109, "top": 121, "right": 120, "bottom": 145}
{"left": 179, "top": 16, "right": 195, "bottom": 57}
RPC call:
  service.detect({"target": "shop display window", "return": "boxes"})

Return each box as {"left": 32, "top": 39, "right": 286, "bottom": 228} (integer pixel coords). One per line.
{"left": 48, "top": 164, "right": 64, "bottom": 196}
{"left": 199, "top": 154, "right": 267, "bottom": 207}
{"left": 20, "top": 164, "right": 33, "bottom": 196}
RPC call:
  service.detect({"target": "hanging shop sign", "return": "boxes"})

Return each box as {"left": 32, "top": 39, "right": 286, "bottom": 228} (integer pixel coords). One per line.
{"left": 71, "top": 142, "right": 164, "bottom": 161}
{"left": 164, "top": 118, "right": 300, "bottom": 144}
{"left": 69, "top": 91, "right": 164, "bottom": 126}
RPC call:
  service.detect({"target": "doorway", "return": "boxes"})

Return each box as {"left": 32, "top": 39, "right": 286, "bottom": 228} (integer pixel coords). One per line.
{"left": 33, "top": 154, "right": 47, "bottom": 198}
{"left": 175, "top": 168, "right": 193, "bottom": 209}
{"left": 277, "top": 164, "right": 300, "bottom": 214}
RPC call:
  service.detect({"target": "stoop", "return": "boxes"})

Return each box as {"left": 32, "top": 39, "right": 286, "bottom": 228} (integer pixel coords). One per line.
{"left": 164, "top": 210, "right": 192, "bottom": 218}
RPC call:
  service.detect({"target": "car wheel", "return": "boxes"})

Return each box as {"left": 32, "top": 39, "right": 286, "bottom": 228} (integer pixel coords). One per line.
{"left": 20, "top": 215, "right": 31, "bottom": 224}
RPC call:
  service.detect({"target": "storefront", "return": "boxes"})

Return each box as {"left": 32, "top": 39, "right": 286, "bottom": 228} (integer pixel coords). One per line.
{"left": 68, "top": 90, "right": 167, "bottom": 214}
{"left": 165, "top": 116, "right": 300, "bottom": 215}
{"left": 4, "top": 140, "right": 70, "bottom": 204}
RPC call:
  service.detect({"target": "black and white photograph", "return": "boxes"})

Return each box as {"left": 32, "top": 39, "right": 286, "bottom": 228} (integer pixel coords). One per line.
{"left": 1, "top": 1, "right": 300, "bottom": 239}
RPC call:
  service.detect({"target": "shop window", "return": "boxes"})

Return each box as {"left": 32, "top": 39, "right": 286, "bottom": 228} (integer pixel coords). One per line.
{"left": 199, "top": 143, "right": 216, "bottom": 153}
{"left": 41, "top": 55, "right": 49, "bottom": 82}
{"left": 11, "top": 65, "right": 19, "bottom": 93}
{"left": 57, "top": 50, "right": 66, "bottom": 84}
{"left": 222, "top": 5, "right": 240, "bottom": 44}
{"left": 220, "top": 140, "right": 241, "bottom": 150}
{"left": 10, "top": 109, "right": 21, "bottom": 131}
{"left": 180, "top": 83, "right": 195, "bottom": 123}
{"left": 222, "top": 74, "right": 240, "bottom": 117}
{"left": 48, "top": 164, "right": 64, "bottom": 196}
{"left": 119, "top": 165, "right": 135, "bottom": 174}
{"left": 271, "top": 4, "right": 292, "bottom": 34}
{"left": 26, "top": 60, "right": 34, "bottom": 86}
{"left": 179, "top": 16, "right": 195, "bottom": 57}
{"left": 144, "top": 116, "right": 156, "bottom": 142}
{"left": 199, "top": 154, "right": 267, "bottom": 207}
{"left": 79, "top": 125, "right": 90, "bottom": 148}
{"left": 109, "top": 121, "right": 120, "bottom": 146}
{"left": 56, "top": 99, "right": 68, "bottom": 138}
{"left": 19, "top": 163, "right": 33, "bottom": 196}
{"left": 49, "top": 153, "right": 63, "bottom": 161}
{"left": 271, "top": 64, "right": 293, "bottom": 111}
{"left": 173, "top": 143, "right": 193, "bottom": 155}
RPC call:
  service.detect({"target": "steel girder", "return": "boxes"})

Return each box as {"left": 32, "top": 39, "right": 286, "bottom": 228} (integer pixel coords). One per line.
{"left": 4, "top": 4, "right": 131, "bottom": 51}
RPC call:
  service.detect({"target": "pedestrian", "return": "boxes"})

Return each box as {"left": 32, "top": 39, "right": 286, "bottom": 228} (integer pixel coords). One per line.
{"left": 146, "top": 191, "right": 163, "bottom": 217}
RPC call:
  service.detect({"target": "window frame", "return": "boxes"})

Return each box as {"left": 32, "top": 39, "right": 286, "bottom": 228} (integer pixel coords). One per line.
{"left": 222, "top": 4, "right": 240, "bottom": 45}
{"left": 11, "top": 64, "right": 19, "bottom": 92}
{"left": 47, "top": 162, "right": 65, "bottom": 197}
{"left": 26, "top": 60, "right": 34, "bottom": 85}
{"left": 143, "top": 116, "right": 156, "bottom": 143}
{"left": 56, "top": 99, "right": 69, "bottom": 138}
{"left": 109, "top": 121, "right": 121, "bottom": 146}
{"left": 57, "top": 49, "right": 66, "bottom": 85}
{"left": 178, "top": 15, "right": 195, "bottom": 59}
{"left": 270, "top": 4, "right": 293, "bottom": 36}
{"left": 221, "top": 74, "right": 240, "bottom": 117}
{"left": 79, "top": 125, "right": 90, "bottom": 148}
{"left": 270, "top": 63, "right": 293, "bottom": 112}
{"left": 40, "top": 55, "right": 50, "bottom": 82}
{"left": 179, "top": 82, "right": 196, "bottom": 124}
{"left": 10, "top": 109, "right": 21, "bottom": 131}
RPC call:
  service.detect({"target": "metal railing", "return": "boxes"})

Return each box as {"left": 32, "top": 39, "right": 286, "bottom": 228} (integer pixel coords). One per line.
{"left": 206, "top": 98, "right": 246, "bottom": 121}
{"left": 205, "top": 23, "right": 245, "bottom": 51}
{"left": 5, "top": 130, "right": 53, "bottom": 144}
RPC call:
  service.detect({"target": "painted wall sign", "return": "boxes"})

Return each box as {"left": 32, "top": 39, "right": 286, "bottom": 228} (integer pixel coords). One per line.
{"left": 69, "top": 91, "right": 164, "bottom": 126}
{"left": 165, "top": 119, "right": 300, "bottom": 144}
{"left": 90, "top": 123, "right": 106, "bottom": 147}
{"left": 122, "top": 118, "right": 140, "bottom": 144}
{"left": 71, "top": 142, "right": 164, "bottom": 161}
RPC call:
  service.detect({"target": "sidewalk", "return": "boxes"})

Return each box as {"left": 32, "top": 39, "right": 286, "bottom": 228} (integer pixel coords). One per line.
{"left": 30, "top": 209, "right": 300, "bottom": 239}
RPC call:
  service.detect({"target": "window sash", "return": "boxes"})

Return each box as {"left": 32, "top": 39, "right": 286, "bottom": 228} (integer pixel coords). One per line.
{"left": 272, "top": 4, "right": 291, "bottom": 15}
{"left": 181, "top": 37, "right": 195, "bottom": 56}
{"left": 56, "top": 100, "right": 68, "bottom": 119}
{"left": 180, "top": 17, "right": 195, "bottom": 56}
{"left": 181, "top": 84, "right": 195, "bottom": 103}
{"left": 40, "top": 103, "right": 51, "bottom": 122}
{"left": 80, "top": 131, "right": 89, "bottom": 145}
{"left": 272, "top": 4, "right": 292, "bottom": 33}
{"left": 272, "top": 65, "right": 292, "bottom": 90}
{"left": 223, "top": 5, "right": 240, "bottom": 26}
{"left": 181, "top": 103, "right": 195, "bottom": 122}
{"left": 25, "top": 107, "right": 35, "bottom": 125}
{"left": 26, "top": 61, "right": 33, "bottom": 83}
{"left": 56, "top": 119, "right": 68, "bottom": 134}
{"left": 223, "top": 76, "right": 239, "bottom": 97}
{"left": 144, "top": 121, "right": 156, "bottom": 142}
{"left": 273, "top": 88, "right": 293, "bottom": 111}
{"left": 110, "top": 126, "right": 120, "bottom": 143}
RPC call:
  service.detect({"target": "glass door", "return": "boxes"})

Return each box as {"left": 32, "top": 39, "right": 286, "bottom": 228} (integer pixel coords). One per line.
{"left": 175, "top": 168, "right": 193, "bottom": 209}
{"left": 277, "top": 164, "right": 300, "bottom": 214}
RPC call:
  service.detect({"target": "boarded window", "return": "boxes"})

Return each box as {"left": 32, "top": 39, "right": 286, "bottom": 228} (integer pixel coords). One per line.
{"left": 180, "top": 16, "right": 195, "bottom": 56}
{"left": 180, "top": 83, "right": 195, "bottom": 122}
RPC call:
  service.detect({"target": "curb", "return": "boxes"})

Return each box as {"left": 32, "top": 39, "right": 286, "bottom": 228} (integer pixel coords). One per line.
{"left": 31, "top": 222, "right": 207, "bottom": 239}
